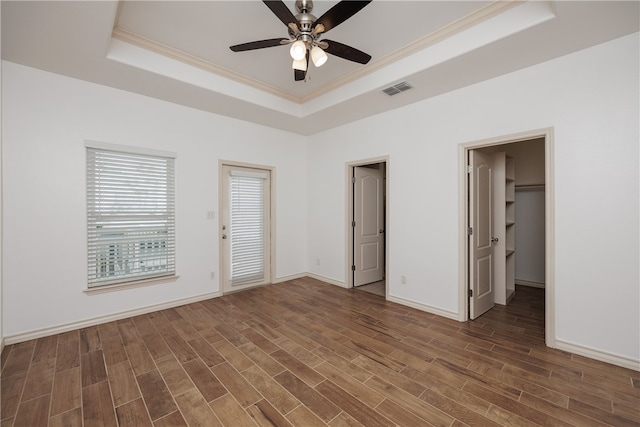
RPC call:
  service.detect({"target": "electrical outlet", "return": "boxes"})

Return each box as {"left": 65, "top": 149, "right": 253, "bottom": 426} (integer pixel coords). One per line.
{"left": 206, "top": 211, "right": 215, "bottom": 220}
{"left": 401, "top": 275, "right": 407, "bottom": 284}
{"left": 210, "top": 271, "right": 216, "bottom": 280}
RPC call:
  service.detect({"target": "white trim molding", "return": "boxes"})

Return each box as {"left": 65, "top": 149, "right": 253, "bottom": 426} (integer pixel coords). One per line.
{"left": 272, "top": 273, "right": 308, "bottom": 284}
{"left": 555, "top": 339, "right": 640, "bottom": 372}
{"left": 387, "top": 294, "right": 459, "bottom": 321}
{"left": 4, "top": 291, "right": 221, "bottom": 345}
{"left": 306, "top": 273, "right": 347, "bottom": 289}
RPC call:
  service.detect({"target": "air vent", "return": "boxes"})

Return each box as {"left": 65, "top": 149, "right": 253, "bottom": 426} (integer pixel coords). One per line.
{"left": 382, "top": 81, "right": 412, "bottom": 96}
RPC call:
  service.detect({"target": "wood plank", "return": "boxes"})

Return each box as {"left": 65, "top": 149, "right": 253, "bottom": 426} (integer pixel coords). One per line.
{"left": 123, "top": 342, "right": 156, "bottom": 376}
{"left": 315, "top": 379, "right": 395, "bottom": 427}
{"left": 210, "top": 361, "right": 262, "bottom": 407}
{"left": 31, "top": 335, "right": 58, "bottom": 363}
{"left": 1, "top": 341, "right": 35, "bottom": 379}
{"left": 55, "top": 339, "right": 80, "bottom": 372}
{"left": 107, "top": 361, "right": 140, "bottom": 407}
{"left": 270, "top": 349, "right": 325, "bottom": 387}
{"left": 240, "top": 365, "right": 301, "bottom": 415}
{"left": 285, "top": 405, "right": 327, "bottom": 427}
{"left": 155, "top": 355, "right": 195, "bottom": 396}
{"left": 82, "top": 381, "right": 117, "bottom": 427}
{"left": 49, "top": 407, "right": 83, "bottom": 427}
{"left": 209, "top": 394, "right": 258, "bottom": 427}
{"left": 188, "top": 337, "right": 226, "bottom": 367}
{"left": 274, "top": 370, "right": 341, "bottom": 422}
{"left": 365, "top": 375, "right": 455, "bottom": 427}
{"left": 182, "top": 359, "right": 227, "bottom": 403}
{"left": 136, "top": 369, "right": 178, "bottom": 421}
{"left": 13, "top": 394, "right": 51, "bottom": 427}
{"left": 101, "top": 335, "right": 128, "bottom": 366}
{"left": 80, "top": 350, "right": 107, "bottom": 387}
{"left": 80, "top": 326, "right": 102, "bottom": 353}
{"left": 0, "top": 372, "right": 27, "bottom": 420}
{"left": 116, "top": 398, "right": 153, "bottom": 427}
{"left": 174, "top": 388, "right": 222, "bottom": 427}
{"left": 21, "top": 358, "right": 55, "bottom": 401}
{"left": 50, "top": 366, "right": 81, "bottom": 416}
{"left": 246, "top": 399, "right": 294, "bottom": 427}
{"left": 153, "top": 411, "right": 188, "bottom": 427}
{"left": 163, "top": 334, "right": 198, "bottom": 363}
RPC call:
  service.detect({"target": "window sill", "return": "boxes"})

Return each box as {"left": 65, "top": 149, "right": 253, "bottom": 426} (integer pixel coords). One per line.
{"left": 84, "top": 275, "right": 179, "bottom": 295}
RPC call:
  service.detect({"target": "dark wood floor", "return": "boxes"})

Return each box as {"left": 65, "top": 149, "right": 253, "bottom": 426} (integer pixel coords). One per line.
{"left": 1, "top": 278, "right": 638, "bottom": 426}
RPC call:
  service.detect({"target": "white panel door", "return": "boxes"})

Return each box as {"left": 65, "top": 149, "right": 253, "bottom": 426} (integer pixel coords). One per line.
{"left": 469, "top": 150, "right": 495, "bottom": 319}
{"left": 354, "top": 166, "right": 384, "bottom": 286}
{"left": 221, "top": 165, "right": 271, "bottom": 293}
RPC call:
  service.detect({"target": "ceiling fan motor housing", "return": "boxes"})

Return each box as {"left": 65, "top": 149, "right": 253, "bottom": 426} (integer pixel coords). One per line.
{"left": 292, "top": 0, "right": 318, "bottom": 46}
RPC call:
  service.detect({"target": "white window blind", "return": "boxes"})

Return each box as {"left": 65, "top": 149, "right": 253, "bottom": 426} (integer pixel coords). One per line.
{"left": 229, "top": 170, "right": 267, "bottom": 286}
{"left": 87, "top": 146, "right": 175, "bottom": 287}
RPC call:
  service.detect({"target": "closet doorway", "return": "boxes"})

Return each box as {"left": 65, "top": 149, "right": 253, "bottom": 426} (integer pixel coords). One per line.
{"left": 459, "top": 129, "right": 555, "bottom": 347}
{"left": 347, "top": 158, "right": 388, "bottom": 298}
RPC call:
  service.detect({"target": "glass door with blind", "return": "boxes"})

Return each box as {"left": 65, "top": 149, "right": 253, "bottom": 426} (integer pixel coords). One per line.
{"left": 221, "top": 165, "right": 271, "bottom": 293}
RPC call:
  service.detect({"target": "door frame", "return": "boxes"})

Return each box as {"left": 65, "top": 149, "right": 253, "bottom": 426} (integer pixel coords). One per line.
{"left": 458, "top": 128, "right": 556, "bottom": 348}
{"left": 218, "top": 160, "right": 276, "bottom": 294}
{"left": 346, "top": 156, "right": 389, "bottom": 296}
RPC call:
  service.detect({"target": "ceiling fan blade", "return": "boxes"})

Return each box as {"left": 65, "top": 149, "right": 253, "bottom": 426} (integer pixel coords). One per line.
{"left": 230, "top": 38, "right": 288, "bottom": 52}
{"left": 294, "top": 68, "right": 306, "bottom": 81}
{"left": 323, "top": 40, "right": 371, "bottom": 64}
{"left": 312, "top": 1, "right": 371, "bottom": 35}
{"left": 294, "top": 51, "right": 309, "bottom": 81}
{"left": 263, "top": 0, "right": 298, "bottom": 28}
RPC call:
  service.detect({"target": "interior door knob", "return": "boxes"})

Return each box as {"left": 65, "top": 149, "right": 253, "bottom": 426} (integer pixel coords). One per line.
{"left": 491, "top": 237, "right": 499, "bottom": 243}
{"left": 222, "top": 234, "right": 227, "bottom": 239}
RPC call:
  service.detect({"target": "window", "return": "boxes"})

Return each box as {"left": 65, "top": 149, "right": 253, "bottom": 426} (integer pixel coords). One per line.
{"left": 229, "top": 169, "right": 267, "bottom": 285}
{"left": 86, "top": 142, "right": 176, "bottom": 288}
{"left": 221, "top": 165, "right": 271, "bottom": 292}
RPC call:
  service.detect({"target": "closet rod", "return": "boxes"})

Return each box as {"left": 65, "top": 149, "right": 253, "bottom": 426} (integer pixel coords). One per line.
{"left": 515, "top": 184, "right": 545, "bottom": 190}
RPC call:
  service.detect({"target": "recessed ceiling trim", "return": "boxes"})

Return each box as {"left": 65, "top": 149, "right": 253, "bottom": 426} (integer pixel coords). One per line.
{"left": 112, "top": 27, "right": 301, "bottom": 104}
{"left": 298, "top": 0, "right": 524, "bottom": 103}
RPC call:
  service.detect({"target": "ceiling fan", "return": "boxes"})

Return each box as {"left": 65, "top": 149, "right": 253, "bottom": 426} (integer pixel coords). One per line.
{"left": 230, "top": 0, "right": 372, "bottom": 81}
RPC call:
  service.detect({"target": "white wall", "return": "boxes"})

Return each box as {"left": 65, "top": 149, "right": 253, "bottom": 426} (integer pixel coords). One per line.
{"left": 307, "top": 33, "right": 639, "bottom": 363}
{"left": 515, "top": 187, "right": 545, "bottom": 284}
{"left": 0, "top": 5, "right": 4, "bottom": 351}
{"left": 1, "top": 62, "right": 307, "bottom": 338}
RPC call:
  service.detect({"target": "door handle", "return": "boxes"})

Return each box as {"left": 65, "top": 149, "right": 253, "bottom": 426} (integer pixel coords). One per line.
{"left": 379, "top": 229, "right": 385, "bottom": 233}
{"left": 491, "top": 237, "right": 499, "bottom": 243}
{"left": 222, "top": 234, "right": 227, "bottom": 239}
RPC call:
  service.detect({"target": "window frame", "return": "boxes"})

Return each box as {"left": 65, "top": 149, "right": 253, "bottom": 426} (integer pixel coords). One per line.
{"left": 85, "top": 141, "right": 177, "bottom": 293}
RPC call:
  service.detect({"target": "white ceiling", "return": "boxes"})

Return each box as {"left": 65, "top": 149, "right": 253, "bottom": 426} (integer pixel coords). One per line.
{"left": 2, "top": 1, "right": 639, "bottom": 135}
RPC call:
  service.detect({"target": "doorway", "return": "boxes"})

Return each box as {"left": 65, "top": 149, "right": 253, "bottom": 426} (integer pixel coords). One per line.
{"left": 347, "top": 158, "right": 388, "bottom": 298}
{"left": 459, "top": 128, "right": 555, "bottom": 347}
{"left": 220, "top": 162, "right": 274, "bottom": 294}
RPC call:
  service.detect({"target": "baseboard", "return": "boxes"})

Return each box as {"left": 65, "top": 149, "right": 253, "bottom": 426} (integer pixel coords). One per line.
{"left": 555, "top": 339, "right": 640, "bottom": 372}
{"left": 272, "top": 273, "right": 308, "bottom": 284}
{"left": 305, "top": 273, "right": 348, "bottom": 288}
{"left": 515, "top": 279, "right": 545, "bottom": 288}
{"left": 4, "top": 291, "right": 222, "bottom": 345}
{"left": 0, "top": 337, "right": 5, "bottom": 355}
{"left": 387, "top": 294, "right": 459, "bottom": 321}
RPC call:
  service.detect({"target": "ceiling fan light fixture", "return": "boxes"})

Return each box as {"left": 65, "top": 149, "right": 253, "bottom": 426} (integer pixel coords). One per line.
{"left": 311, "top": 45, "right": 328, "bottom": 67}
{"left": 292, "top": 58, "right": 307, "bottom": 71}
{"left": 290, "top": 40, "right": 307, "bottom": 60}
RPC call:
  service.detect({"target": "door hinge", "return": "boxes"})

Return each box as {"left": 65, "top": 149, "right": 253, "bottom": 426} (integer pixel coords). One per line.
{"left": 352, "top": 265, "right": 356, "bottom": 271}
{"left": 352, "top": 220, "right": 356, "bottom": 227}
{"left": 352, "top": 177, "right": 356, "bottom": 183}
{"left": 467, "top": 164, "right": 473, "bottom": 174}
{"left": 467, "top": 227, "right": 473, "bottom": 235}
{"left": 468, "top": 289, "right": 473, "bottom": 297}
